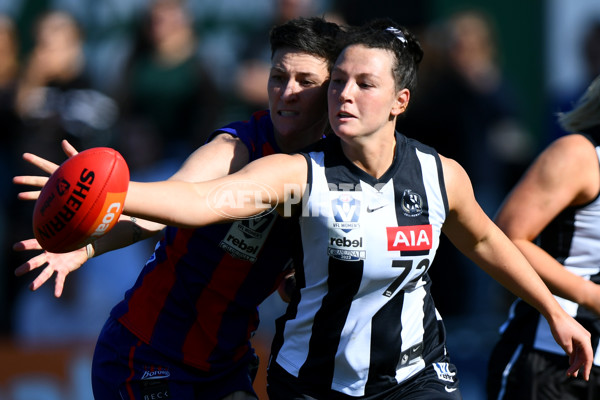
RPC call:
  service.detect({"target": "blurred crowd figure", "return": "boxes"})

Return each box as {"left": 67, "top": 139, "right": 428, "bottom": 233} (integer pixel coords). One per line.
{"left": 0, "top": 14, "right": 20, "bottom": 335}
{"left": 549, "top": 18, "right": 600, "bottom": 140}
{"left": 114, "top": 0, "right": 221, "bottom": 173}
{"left": 396, "top": 9, "right": 534, "bottom": 319}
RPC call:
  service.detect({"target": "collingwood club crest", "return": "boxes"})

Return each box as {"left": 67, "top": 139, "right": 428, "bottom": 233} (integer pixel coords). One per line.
{"left": 401, "top": 189, "right": 423, "bottom": 217}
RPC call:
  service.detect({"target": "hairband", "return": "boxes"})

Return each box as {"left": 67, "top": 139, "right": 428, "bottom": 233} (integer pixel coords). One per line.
{"left": 385, "top": 27, "right": 407, "bottom": 45}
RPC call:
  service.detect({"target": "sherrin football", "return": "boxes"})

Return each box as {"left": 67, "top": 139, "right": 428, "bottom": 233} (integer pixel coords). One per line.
{"left": 32, "top": 147, "right": 129, "bottom": 253}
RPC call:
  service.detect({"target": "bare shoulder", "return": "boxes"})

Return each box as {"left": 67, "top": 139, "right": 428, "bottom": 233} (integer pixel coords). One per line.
{"left": 439, "top": 155, "right": 477, "bottom": 212}
{"left": 543, "top": 133, "right": 597, "bottom": 160}
{"left": 532, "top": 133, "right": 600, "bottom": 204}
{"left": 171, "top": 133, "right": 250, "bottom": 182}
{"left": 439, "top": 155, "right": 471, "bottom": 188}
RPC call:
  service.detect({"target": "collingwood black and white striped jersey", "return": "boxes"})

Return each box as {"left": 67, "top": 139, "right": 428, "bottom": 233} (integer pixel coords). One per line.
{"left": 498, "top": 130, "right": 600, "bottom": 365}
{"left": 271, "top": 132, "right": 451, "bottom": 397}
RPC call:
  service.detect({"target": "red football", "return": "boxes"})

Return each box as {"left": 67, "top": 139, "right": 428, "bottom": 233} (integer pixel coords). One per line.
{"left": 32, "top": 147, "right": 129, "bottom": 253}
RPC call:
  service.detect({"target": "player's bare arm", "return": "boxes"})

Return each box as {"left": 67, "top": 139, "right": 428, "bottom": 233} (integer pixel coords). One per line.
{"left": 440, "top": 155, "right": 593, "bottom": 379}
{"left": 495, "top": 134, "right": 600, "bottom": 314}
{"left": 125, "top": 153, "right": 307, "bottom": 227}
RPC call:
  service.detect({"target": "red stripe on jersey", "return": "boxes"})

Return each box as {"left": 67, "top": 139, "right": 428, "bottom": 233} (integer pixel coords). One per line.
{"left": 124, "top": 341, "right": 142, "bottom": 399}
{"left": 262, "top": 141, "right": 275, "bottom": 156}
{"left": 118, "top": 228, "right": 196, "bottom": 343}
{"left": 182, "top": 253, "right": 254, "bottom": 369}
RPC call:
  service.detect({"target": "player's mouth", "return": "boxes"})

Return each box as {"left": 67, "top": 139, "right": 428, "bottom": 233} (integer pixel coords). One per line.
{"left": 336, "top": 111, "right": 356, "bottom": 120}
{"left": 278, "top": 110, "right": 299, "bottom": 117}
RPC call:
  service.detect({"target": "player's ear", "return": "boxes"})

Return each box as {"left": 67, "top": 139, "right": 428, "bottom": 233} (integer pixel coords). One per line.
{"left": 391, "top": 88, "right": 410, "bottom": 117}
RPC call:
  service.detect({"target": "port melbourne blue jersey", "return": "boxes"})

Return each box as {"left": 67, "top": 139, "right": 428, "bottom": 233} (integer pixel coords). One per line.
{"left": 497, "top": 129, "right": 600, "bottom": 365}
{"left": 270, "top": 132, "right": 452, "bottom": 397}
{"left": 111, "top": 110, "right": 298, "bottom": 373}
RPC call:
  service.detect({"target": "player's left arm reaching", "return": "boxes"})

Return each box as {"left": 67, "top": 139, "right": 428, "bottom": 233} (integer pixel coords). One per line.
{"left": 440, "top": 155, "right": 593, "bottom": 380}
{"left": 12, "top": 134, "right": 254, "bottom": 297}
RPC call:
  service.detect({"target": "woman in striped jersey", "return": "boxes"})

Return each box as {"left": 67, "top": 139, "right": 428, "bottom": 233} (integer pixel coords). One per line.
{"left": 122, "top": 18, "right": 594, "bottom": 399}
{"left": 487, "top": 75, "right": 600, "bottom": 399}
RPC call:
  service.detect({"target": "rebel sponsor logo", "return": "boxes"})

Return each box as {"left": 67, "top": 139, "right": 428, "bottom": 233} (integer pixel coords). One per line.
{"left": 328, "top": 235, "right": 366, "bottom": 261}
{"left": 219, "top": 214, "right": 277, "bottom": 263}
{"left": 330, "top": 236, "right": 362, "bottom": 248}
{"left": 387, "top": 225, "right": 432, "bottom": 251}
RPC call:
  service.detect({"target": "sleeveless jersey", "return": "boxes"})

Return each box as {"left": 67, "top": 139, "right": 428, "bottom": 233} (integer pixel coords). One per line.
{"left": 110, "top": 110, "right": 300, "bottom": 373}
{"left": 270, "top": 132, "right": 451, "bottom": 397}
{"left": 497, "top": 129, "right": 600, "bottom": 365}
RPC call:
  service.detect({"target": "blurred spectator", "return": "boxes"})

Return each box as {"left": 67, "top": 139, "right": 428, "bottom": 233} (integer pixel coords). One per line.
{"left": 10, "top": 10, "right": 125, "bottom": 344}
{"left": 549, "top": 19, "right": 600, "bottom": 140}
{"left": 0, "top": 14, "right": 22, "bottom": 335}
{"left": 15, "top": 10, "right": 118, "bottom": 155}
{"left": 397, "top": 9, "right": 534, "bottom": 318}
{"left": 330, "top": 0, "right": 431, "bottom": 32}
{"left": 114, "top": 0, "right": 222, "bottom": 173}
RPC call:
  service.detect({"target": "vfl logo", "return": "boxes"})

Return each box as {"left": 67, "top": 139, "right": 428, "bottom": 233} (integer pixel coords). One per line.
{"left": 237, "top": 213, "right": 275, "bottom": 239}
{"left": 332, "top": 193, "right": 360, "bottom": 233}
{"left": 387, "top": 225, "right": 432, "bottom": 251}
{"left": 401, "top": 189, "right": 423, "bottom": 217}
{"left": 433, "top": 362, "right": 456, "bottom": 383}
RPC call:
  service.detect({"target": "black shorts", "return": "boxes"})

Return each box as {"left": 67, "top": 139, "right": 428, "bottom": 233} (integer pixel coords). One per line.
{"left": 487, "top": 339, "right": 600, "bottom": 400}
{"left": 267, "top": 359, "right": 462, "bottom": 400}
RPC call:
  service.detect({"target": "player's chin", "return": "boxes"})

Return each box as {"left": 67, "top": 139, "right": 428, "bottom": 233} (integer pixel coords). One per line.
{"left": 274, "top": 120, "right": 304, "bottom": 137}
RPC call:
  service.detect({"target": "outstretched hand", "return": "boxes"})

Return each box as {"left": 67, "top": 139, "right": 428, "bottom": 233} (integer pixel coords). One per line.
{"left": 13, "top": 238, "right": 89, "bottom": 298}
{"left": 13, "top": 140, "right": 83, "bottom": 298}
{"left": 12, "top": 140, "right": 79, "bottom": 200}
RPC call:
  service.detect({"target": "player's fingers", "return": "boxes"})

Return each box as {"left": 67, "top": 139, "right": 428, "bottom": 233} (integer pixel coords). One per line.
{"left": 567, "top": 343, "right": 592, "bottom": 380}
{"left": 53, "top": 272, "right": 66, "bottom": 298}
{"left": 13, "top": 175, "right": 49, "bottom": 187}
{"left": 13, "top": 238, "right": 43, "bottom": 252}
{"left": 30, "top": 265, "right": 56, "bottom": 291}
{"left": 14, "top": 253, "right": 47, "bottom": 276}
{"left": 61, "top": 140, "right": 79, "bottom": 157}
{"left": 17, "top": 191, "right": 42, "bottom": 201}
{"left": 22, "top": 152, "right": 59, "bottom": 174}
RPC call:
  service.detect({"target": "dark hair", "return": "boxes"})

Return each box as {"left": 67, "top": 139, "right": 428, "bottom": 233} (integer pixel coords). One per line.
{"left": 270, "top": 17, "right": 344, "bottom": 71}
{"left": 344, "top": 18, "right": 423, "bottom": 93}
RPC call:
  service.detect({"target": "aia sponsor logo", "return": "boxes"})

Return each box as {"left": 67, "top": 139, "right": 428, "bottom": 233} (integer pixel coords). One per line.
{"left": 387, "top": 225, "right": 432, "bottom": 251}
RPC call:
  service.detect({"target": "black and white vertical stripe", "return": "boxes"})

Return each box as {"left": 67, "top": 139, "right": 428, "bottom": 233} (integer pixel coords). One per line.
{"left": 272, "top": 133, "right": 450, "bottom": 396}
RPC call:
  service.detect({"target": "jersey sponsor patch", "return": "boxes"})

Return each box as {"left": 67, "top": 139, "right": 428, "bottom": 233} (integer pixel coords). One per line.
{"left": 433, "top": 362, "right": 456, "bottom": 383}
{"left": 387, "top": 225, "right": 433, "bottom": 252}
{"left": 331, "top": 193, "right": 360, "bottom": 232}
{"left": 219, "top": 213, "right": 277, "bottom": 262}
